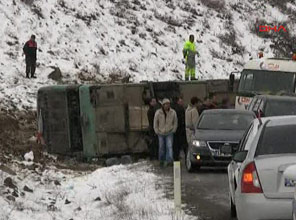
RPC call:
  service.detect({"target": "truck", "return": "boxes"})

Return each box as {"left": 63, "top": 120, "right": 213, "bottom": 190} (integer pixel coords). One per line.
{"left": 235, "top": 57, "right": 296, "bottom": 110}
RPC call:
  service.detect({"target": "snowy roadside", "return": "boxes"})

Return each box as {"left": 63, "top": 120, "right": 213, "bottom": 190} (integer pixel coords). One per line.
{"left": 0, "top": 160, "right": 197, "bottom": 220}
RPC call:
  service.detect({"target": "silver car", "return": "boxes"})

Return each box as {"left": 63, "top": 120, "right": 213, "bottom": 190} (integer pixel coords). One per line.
{"left": 228, "top": 116, "right": 296, "bottom": 220}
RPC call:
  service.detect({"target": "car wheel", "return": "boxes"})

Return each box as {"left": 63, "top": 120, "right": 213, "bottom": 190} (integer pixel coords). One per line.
{"left": 186, "top": 150, "right": 200, "bottom": 172}
{"left": 230, "top": 194, "right": 237, "bottom": 218}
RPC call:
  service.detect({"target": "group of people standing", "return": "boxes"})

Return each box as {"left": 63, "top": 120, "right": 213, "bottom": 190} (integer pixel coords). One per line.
{"left": 147, "top": 95, "right": 230, "bottom": 166}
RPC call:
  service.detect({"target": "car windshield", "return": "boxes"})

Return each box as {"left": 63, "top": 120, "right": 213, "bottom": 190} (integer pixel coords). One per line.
{"left": 256, "top": 124, "right": 296, "bottom": 156}
{"left": 238, "top": 70, "right": 295, "bottom": 95}
{"left": 265, "top": 99, "right": 296, "bottom": 117}
{"left": 198, "top": 113, "right": 254, "bottom": 130}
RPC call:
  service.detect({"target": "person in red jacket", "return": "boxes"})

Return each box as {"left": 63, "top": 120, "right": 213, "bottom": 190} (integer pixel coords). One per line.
{"left": 23, "top": 35, "right": 37, "bottom": 78}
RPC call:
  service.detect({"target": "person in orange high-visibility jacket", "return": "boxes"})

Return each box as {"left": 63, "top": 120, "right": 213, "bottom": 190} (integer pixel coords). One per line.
{"left": 183, "top": 35, "right": 199, "bottom": 80}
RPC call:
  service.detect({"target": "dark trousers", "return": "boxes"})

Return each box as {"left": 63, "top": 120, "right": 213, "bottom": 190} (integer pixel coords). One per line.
{"left": 148, "top": 134, "right": 159, "bottom": 160}
{"left": 26, "top": 57, "right": 36, "bottom": 78}
{"left": 173, "top": 133, "right": 187, "bottom": 161}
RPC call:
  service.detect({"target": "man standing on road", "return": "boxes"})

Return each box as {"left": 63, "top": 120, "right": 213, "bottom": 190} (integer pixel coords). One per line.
{"left": 154, "top": 98, "right": 178, "bottom": 166}
{"left": 185, "top": 97, "right": 200, "bottom": 147}
{"left": 172, "top": 97, "right": 187, "bottom": 161}
{"left": 183, "top": 34, "right": 199, "bottom": 81}
{"left": 23, "top": 35, "right": 37, "bottom": 78}
{"left": 147, "top": 97, "right": 158, "bottom": 160}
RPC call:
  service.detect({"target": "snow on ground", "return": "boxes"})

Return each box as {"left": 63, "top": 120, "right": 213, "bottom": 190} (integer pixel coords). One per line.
{"left": 0, "top": 0, "right": 295, "bottom": 110}
{"left": 0, "top": 161, "right": 196, "bottom": 220}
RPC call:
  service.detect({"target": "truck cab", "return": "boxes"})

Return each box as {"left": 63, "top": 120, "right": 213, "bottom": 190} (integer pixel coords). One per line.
{"left": 236, "top": 58, "right": 296, "bottom": 110}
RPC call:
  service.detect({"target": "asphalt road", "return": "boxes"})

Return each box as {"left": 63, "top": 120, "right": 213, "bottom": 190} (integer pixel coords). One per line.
{"left": 154, "top": 160, "right": 233, "bottom": 220}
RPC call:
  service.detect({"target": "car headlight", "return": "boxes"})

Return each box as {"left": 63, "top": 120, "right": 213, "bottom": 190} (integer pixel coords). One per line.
{"left": 192, "top": 140, "right": 207, "bottom": 147}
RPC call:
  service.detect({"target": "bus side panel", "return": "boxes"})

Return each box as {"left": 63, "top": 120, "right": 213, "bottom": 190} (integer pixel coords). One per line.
{"left": 79, "top": 86, "right": 98, "bottom": 158}
{"left": 125, "top": 85, "right": 149, "bottom": 154}
{"left": 128, "top": 132, "right": 148, "bottom": 153}
{"left": 179, "top": 82, "right": 207, "bottom": 105}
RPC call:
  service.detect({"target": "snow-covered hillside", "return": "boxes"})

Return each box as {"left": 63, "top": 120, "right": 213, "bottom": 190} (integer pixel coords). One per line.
{"left": 0, "top": 0, "right": 295, "bottom": 110}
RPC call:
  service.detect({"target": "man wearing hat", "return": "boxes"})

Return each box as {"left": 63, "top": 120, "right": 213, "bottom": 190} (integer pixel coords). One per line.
{"left": 153, "top": 98, "right": 178, "bottom": 166}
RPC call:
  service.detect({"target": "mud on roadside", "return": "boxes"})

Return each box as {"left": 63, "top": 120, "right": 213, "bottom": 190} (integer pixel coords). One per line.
{"left": 0, "top": 109, "right": 100, "bottom": 172}
{"left": 0, "top": 109, "right": 40, "bottom": 163}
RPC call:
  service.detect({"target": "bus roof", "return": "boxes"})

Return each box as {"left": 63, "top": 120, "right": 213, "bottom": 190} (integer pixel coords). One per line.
{"left": 244, "top": 58, "right": 296, "bottom": 73}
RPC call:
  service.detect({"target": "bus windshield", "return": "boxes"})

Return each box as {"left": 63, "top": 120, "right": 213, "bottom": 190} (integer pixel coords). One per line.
{"left": 238, "top": 70, "right": 295, "bottom": 95}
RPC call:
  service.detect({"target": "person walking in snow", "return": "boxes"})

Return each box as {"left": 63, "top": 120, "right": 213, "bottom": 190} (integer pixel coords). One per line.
{"left": 23, "top": 35, "right": 37, "bottom": 78}
{"left": 153, "top": 98, "right": 178, "bottom": 167}
{"left": 183, "top": 34, "right": 199, "bottom": 81}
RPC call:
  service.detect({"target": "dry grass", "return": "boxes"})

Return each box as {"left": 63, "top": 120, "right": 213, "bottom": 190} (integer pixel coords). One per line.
{"left": 268, "top": 0, "right": 291, "bottom": 11}
{"left": 200, "top": 0, "right": 225, "bottom": 11}
{"left": 20, "top": 0, "right": 34, "bottom": 5}
{"left": 218, "top": 25, "right": 245, "bottom": 56}
{"left": 108, "top": 68, "right": 131, "bottom": 83}
{"left": 249, "top": 19, "right": 295, "bottom": 57}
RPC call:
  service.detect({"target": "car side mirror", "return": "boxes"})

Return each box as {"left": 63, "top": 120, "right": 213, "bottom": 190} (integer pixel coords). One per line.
{"left": 233, "top": 151, "right": 248, "bottom": 163}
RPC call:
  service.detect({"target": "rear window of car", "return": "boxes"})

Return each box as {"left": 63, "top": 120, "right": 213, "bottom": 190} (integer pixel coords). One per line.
{"left": 198, "top": 113, "right": 255, "bottom": 130}
{"left": 265, "top": 100, "right": 296, "bottom": 117}
{"left": 256, "top": 124, "right": 296, "bottom": 155}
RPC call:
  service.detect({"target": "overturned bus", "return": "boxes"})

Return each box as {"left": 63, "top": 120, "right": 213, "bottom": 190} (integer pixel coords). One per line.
{"left": 37, "top": 80, "right": 237, "bottom": 159}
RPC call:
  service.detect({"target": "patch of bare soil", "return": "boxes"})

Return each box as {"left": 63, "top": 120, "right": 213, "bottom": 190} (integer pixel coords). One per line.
{"left": 0, "top": 110, "right": 40, "bottom": 163}
{"left": 0, "top": 109, "right": 100, "bottom": 171}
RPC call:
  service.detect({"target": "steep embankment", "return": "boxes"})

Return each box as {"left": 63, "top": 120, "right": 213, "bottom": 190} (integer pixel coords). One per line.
{"left": 0, "top": 0, "right": 295, "bottom": 110}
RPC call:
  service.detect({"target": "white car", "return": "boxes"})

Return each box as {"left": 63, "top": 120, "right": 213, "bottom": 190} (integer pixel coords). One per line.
{"left": 284, "top": 165, "right": 296, "bottom": 220}
{"left": 228, "top": 116, "right": 296, "bottom": 220}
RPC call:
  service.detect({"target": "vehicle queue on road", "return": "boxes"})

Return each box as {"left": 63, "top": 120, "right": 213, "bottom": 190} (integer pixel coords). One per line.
{"left": 186, "top": 94, "right": 296, "bottom": 220}
{"left": 186, "top": 56, "right": 296, "bottom": 220}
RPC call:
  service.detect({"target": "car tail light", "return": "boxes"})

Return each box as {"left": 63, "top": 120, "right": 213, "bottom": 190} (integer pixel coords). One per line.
{"left": 241, "top": 162, "right": 263, "bottom": 193}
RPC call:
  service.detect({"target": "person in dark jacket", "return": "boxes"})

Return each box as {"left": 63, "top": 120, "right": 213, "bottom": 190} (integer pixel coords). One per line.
{"left": 147, "top": 97, "right": 158, "bottom": 160}
{"left": 172, "top": 97, "right": 187, "bottom": 161}
{"left": 220, "top": 98, "right": 231, "bottom": 109}
{"left": 23, "top": 35, "right": 37, "bottom": 78}
{"left": 199, "top": 95, "right": 218, "bottom": 114}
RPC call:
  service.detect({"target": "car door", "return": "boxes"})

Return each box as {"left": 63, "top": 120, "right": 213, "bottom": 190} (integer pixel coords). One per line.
{"left": 228, "top": 122, "right": 254, "bottom": 203}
